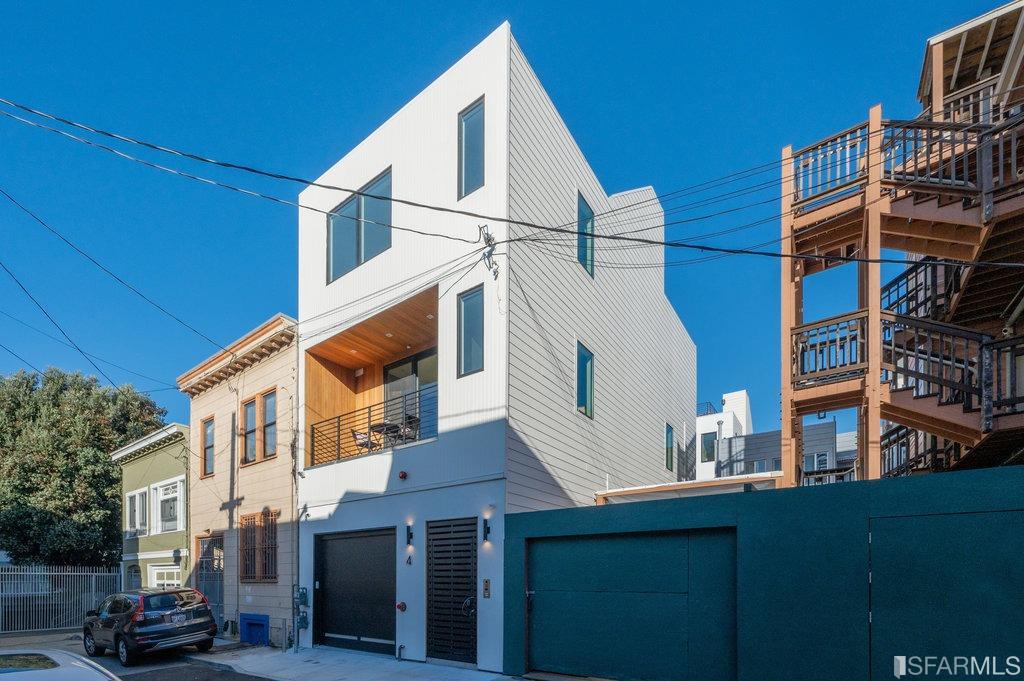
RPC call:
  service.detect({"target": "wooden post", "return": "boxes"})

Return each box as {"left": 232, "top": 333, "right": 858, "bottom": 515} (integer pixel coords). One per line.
{"left": 780, "top": 144, "right": 802, "bottom": 488}
{"left": 930, "top": 41, "right": 945, "bottom": 121}
{"left": 864, "top": 105, "right": 884, "bottom": 479}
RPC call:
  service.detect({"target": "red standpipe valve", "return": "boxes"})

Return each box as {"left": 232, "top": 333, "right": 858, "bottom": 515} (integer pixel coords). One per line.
{"left": 396, "top": 601, "right": 407, "bottom": 612}
{"left": 398, "top": 470, "right": 408, "bottom": 480}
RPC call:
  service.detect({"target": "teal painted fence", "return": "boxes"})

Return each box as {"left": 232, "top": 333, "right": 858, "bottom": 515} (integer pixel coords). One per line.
{"left": 504, "top": 467, "right": 1024, "bottom": 681}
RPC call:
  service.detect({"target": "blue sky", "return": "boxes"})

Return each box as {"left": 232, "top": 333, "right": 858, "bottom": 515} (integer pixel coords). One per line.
{"left": 0, "top": 1, "right": 996, "bottom": 429}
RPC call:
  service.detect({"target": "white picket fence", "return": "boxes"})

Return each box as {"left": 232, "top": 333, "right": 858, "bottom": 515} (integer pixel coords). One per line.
{"left": 0, "top": 565, "right": 120, "bottom": 633}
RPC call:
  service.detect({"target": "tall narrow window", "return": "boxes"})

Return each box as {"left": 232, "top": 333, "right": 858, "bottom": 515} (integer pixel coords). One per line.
{"left": 328, "top": 170, "right": 392, "bottom": 282}
{"left": 155, "top": 480, "right": 181, "bottom": 533}
{"left": 458, "top": 99, "right": 484, "bottom": 198}
{"left": 665, "top": 424, "right": 675, "bottom": 471}
{"left": 262, "top": 391, "right": 277, "bottom": 458}
{"left": 457, "top": 285, "right": 484, "bottom": 376}
{"left": 577, "top": 193, "right": 594, "bottom": 276}
{"left": 701, "top": 431, "right": 716, "bottom": 463}
{"left": 202, "top": 417, "right": 215, "bottom": 476}
{"left": 242, "top": 400, "right": 257, "bottom": 464}
{"left": 125, "top": 489, "right": 148, "bottom": 536}
{"left": 576, "top": 341, "right": 594, "bottom": 418}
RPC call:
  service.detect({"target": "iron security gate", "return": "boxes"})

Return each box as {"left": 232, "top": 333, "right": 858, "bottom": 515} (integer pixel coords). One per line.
{"left": 196, "top": 535, "right": 225, "bottom": 625}
{"left": 0, "top": 565, "right": 120, "bottom": 633}
{"left": 314, "top": 528, "right": 396, "bottom": 655}
{"left": 426, "top": 517, "right": 478, "bottom": 664}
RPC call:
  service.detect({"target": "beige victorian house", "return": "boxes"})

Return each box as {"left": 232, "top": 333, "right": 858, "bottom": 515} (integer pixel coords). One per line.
{"left": 177, "top": 314, "right": 297, "bottom": 648}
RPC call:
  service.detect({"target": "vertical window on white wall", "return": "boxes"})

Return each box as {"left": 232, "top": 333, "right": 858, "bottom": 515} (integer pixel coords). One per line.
{"left": 665, "top": 424, "right": 675, "bottom": 471}
{"left": 328, "top": 170, "right": 393, "bottom": 282}
{"left": 458, "top": 98, "right": 484, "bottom": 198}
{"left": 576, "top": 341, "right": 594, "bottom": 418}
{"left": 577, "top": 193, "right": 594, "bottom": 276}
{"left": 457, "top": 285, "right": 484, "bottom": 377}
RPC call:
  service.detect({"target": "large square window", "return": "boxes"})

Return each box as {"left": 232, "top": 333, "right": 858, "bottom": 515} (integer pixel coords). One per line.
{"left": 328, "top": 170, "right": 392, "bottom": 282}
{"left": 459, "top": 99, "right": 484, "bottom": 198}
{"left": 577, "top": 193, "right": 594, "bottom": 276}
{"left": 576, "top": 341, "right": 594, "bottom": 418}
{"left": 457, "top": 285, "right": 484, "bottom": 376}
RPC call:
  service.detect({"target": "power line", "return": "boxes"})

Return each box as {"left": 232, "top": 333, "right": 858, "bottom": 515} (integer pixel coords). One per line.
{"left": 0, "top": 308, "right": 177, "bottom": 387}
{"left": 0, "top": 186, "right": 229, "bottom": 351}
{"left": 0, "top": 108, "right": 482, "bottom": 246}
{"left": 0, "top": 340, "right": 42, "bottom": 374}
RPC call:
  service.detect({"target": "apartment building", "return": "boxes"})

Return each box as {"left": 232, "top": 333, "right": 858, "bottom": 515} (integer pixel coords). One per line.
{"left": 110, "top": 424, "right": 189, "bottom": 589}
{"left": 295, "top": 23, "right": 695, "bottom": 671}
{"left": 781, "top": 1, "right": 1024, "bottom": 485}
{"left": 177, "top": 314, "right": 298, "bottom": 647}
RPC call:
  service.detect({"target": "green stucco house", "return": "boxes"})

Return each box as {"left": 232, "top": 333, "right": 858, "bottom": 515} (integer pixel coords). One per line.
{"left": 110, "top": 423, "right": 189, "bottom": 589}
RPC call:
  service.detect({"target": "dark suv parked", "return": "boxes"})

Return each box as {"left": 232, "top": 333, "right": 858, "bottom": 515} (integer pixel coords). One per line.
{"left": 83, "top": 588, "right": 217, "bottom": 666}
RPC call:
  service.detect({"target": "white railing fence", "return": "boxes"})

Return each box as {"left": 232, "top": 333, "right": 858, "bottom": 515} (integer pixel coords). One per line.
{"left": 0, "top": 565, "right": 121, "bottom": 633}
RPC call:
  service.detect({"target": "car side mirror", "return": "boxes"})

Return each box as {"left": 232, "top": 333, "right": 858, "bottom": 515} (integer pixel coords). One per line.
{"left": 86, "top": 609, "right": 98, "bottom": 618}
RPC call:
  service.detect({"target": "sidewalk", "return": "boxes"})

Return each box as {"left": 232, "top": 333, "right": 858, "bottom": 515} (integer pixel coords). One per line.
{"left": 186, "top": 645, "right": 509, "bottom": 681}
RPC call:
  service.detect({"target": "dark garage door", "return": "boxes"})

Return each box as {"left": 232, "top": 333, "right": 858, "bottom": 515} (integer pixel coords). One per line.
{"left": 870, "top": 511, "right": 1024, "bottom": 680}
{"left": 314, "top": 528, "right": 396, "bottom": 655}
{"left": 526, "top": 528, "right": 736, "bottom": 681}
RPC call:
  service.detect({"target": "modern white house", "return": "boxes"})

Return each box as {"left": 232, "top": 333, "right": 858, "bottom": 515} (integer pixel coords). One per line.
{"left": 295, "top": 22, "right": 695, "bottom": 671}
{"left": 695, "top": 390, "right": 753, "bottom": 480}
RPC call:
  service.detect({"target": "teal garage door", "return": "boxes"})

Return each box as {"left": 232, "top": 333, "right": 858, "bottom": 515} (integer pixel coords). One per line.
{"left": 526, "top": 529, "right": 736, "bottom": 681}
{"left": 870, "top": 511, "right": 1024, "bottom": 680}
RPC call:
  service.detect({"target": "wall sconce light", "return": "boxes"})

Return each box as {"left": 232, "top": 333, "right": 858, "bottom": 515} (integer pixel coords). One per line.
{"left": 482, "top": 517, "right": 491, "bottom": 542}
{"left": 406, "top": 525, "right": 414, "bottom": 546}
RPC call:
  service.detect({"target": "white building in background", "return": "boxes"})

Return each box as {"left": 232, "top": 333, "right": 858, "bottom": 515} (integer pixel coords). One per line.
{"left": 695, "top": 390, "right": 753, "bottom": 480}
{"left": 294, "top": 22, "right": 695, "bottom": 672}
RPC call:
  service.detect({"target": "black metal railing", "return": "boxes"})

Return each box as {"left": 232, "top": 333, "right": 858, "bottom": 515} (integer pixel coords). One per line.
{"left": 881, "top": 258, "right": 964, "bottom": 320}
{"left": 990, "top": 335, "right": 1024, "bottom": 416}
{"left": 792, "top": 310, "right": 868, "bottom": 387}
{"left": 880, "top": 312, "right": 991, "bottom": 412}
{"left": 881, "top": 423, "right": 961, "bottom": 477}
{"left": 696, "top": 401, "right": 719, "bottom": 417}
{"left": 309, "top": 384, "right": 438, "bottom": 466}
{"left": 882, "top": 119, "right": 981, "bottom": 191}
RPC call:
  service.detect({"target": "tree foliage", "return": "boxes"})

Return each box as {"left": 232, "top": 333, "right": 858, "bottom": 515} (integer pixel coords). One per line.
{"left": 0, "top": 368, "right": 165, "bottom": 566}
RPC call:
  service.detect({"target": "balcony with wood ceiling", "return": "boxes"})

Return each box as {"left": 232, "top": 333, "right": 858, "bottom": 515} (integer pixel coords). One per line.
{"left": 304, "top": 286, "right": 439, "bottom": 467}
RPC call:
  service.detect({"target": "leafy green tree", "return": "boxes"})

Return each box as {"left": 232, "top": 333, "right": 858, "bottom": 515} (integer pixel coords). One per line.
{"left": 0, "top": 368, "right": 165, "bottom": 566}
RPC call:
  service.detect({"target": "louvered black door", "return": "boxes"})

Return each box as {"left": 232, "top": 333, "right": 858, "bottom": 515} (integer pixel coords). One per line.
{"left": 426, "top": 517, "right": 478, "bottom": 664}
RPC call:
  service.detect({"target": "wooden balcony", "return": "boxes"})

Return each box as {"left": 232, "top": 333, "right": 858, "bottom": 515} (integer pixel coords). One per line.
{"left": 303, "top": 286, "right": 438, "bottom": 467}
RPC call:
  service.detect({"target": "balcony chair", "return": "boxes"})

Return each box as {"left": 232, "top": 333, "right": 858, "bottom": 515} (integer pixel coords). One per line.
{"left": 351, "top": 429, "right": 375, "bottom": 454}
{"left": 398, "top": 413, "right": 421, "bottom": 444}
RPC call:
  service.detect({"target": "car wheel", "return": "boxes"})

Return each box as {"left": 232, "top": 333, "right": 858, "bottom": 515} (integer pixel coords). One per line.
{"left": 83, "top": 630, "right": 105, "bottom": 657}
{"left": 195, "top": 639, "right": 214, "bottom": 653}
{"left": 116, "top": 637, "right": 136, "bottom": 667}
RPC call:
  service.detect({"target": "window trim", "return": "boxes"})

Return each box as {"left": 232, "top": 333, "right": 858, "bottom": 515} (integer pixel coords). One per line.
{"left": 124, "top": 487, "right": 149, "bottom": 537}
{"left": 457, "top": 96, "right": 485, "bottom": 200}
{"left": 577, "top": 192, "right": 595, "bottom": 277}
{"left": 149, "top": 474, "right": 185, "bottom": 535}
{"left": 456, "top": 284, "right": 485, "bottom": 378}
{"left": 238, "top": 509, "right": 280, "bottom": 584}
{"left": 665, "top": 423, "right": 675, "bottom": 471}
{"left": 326, "top": 167, "right": 393, "bottom": 284}
{"left": 200, "top": 415, "right": 215, "bottom": 478}
{"left": 576, "top": 340, "right": 594, "bottom": 419}
{"left": 262, "top": 390, "right": 278, "bottom": 460}
{"left": 239, "top": 388, "right": 279, "bottom": 468}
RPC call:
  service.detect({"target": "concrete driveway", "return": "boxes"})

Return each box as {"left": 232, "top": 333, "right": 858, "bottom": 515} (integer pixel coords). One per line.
{"left": 188, "top": 645, "right": 509, "bottom": 681}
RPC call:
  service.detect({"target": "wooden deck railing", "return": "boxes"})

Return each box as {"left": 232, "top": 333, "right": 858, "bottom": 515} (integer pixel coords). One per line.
{"left": 882, "top": 119, "right": 980, "bottom": 191}
{"left": 880, "top": 257, "right": 963, "bottom": 319}
{"left": 990, "top": 335, "right": 1024, "bottom": 415}
{"left": 791, "top": 310, "right": 868, "bottom": 387}
{"left": 943, "top": 77, "right": 1002, "bottom": 125}
{"left": 791, "top": 122, "right": 869, "bottom": 207}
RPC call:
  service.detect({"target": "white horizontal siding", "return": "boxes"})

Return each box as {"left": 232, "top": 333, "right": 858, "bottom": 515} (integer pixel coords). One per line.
{"left": 505, "top": 37, "right": 696, "bottom": 511}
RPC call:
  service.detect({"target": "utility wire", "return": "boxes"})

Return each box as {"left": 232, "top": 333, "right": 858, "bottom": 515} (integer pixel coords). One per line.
{"left": 0, "top": 186, "right": 228, "bottom": 351}
{"left": 0, "top": 340, "right": 42, "bottom": 373}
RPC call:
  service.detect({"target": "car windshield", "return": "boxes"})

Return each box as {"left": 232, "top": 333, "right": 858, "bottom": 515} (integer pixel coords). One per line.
{"left": 0, "top": 653, "right": 59, "bottom": 672}
{"left": 144, "top": 590, "right": 202, "bottom": 611}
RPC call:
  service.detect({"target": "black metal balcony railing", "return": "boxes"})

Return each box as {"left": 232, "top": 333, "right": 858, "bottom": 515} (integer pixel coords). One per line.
{"left": 696, "top": 401, "right": 719, "bottom": 417}
{"left": 990, "top": 336, "right": 1024, "bottom": 416}
{"left": 309, "top": 384, "right": 438, "bottom": 467}
{"left": 881, "top": 423, "right": 962, "bottom": 477}
{"left": 881, "top": 257, "right": 964, "bottom": 320}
